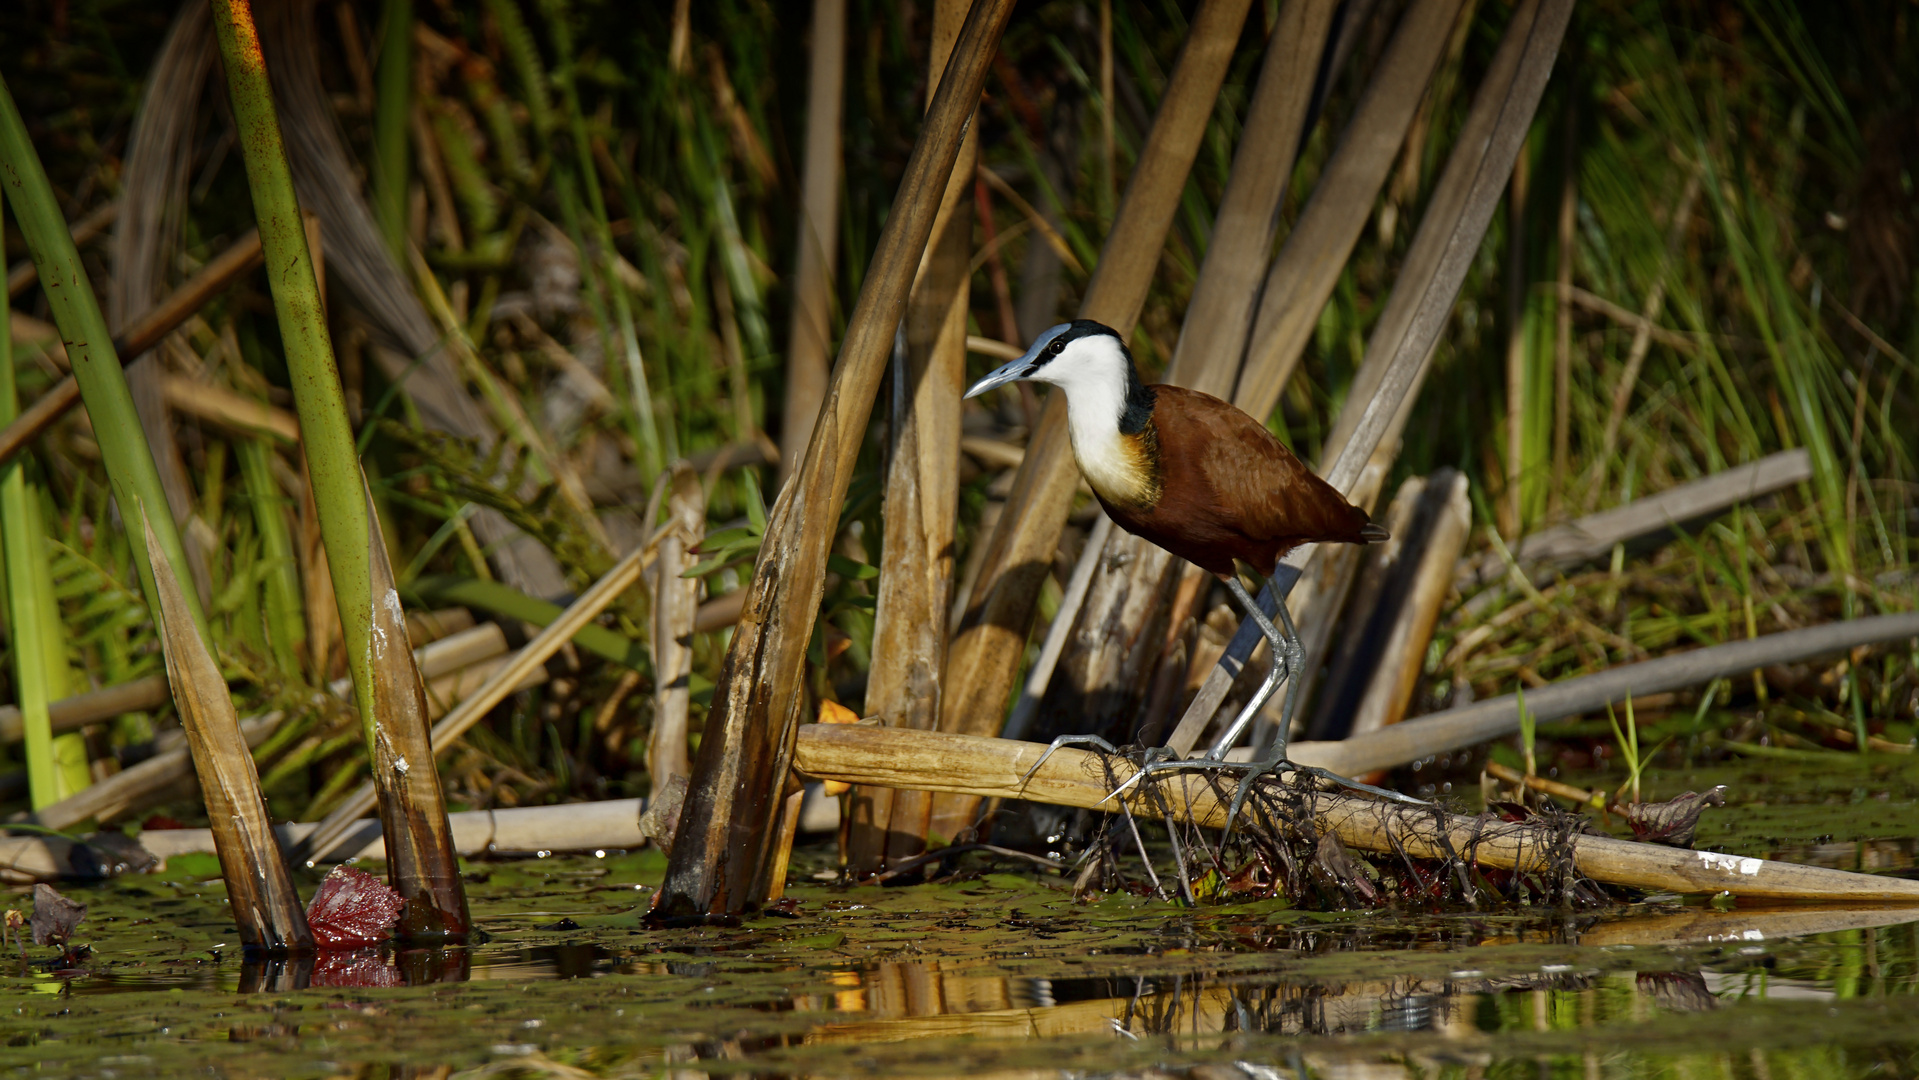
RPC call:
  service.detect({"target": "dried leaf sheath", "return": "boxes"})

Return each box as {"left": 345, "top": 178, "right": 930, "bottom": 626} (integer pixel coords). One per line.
{"left": 651, "top": 0, "right": 1018, "bottom": 923}
{"left": 142, "top": 510, "right": 312, "bottom": 953}
{"left": 363, "top": 480, "right": 470, "bottom": 939}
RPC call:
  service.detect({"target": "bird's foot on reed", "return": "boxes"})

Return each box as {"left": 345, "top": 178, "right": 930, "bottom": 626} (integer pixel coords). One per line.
{"left": 1110, "top": 753, "right": 1429, "bottom": 840}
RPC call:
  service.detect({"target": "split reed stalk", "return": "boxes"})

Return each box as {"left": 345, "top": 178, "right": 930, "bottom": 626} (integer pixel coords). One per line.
{"left": 849, "top": 0, "right": 975, "bottom": 870}
{"left": 208, "top": 0, "right": 468, "bottom": 938}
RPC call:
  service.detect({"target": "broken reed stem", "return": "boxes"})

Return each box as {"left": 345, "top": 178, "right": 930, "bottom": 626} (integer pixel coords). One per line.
{"left": 3, "top": 85, "right": 305, "bottom": 929}
{"left": 793, "top": 725, "right": 1919, "bottom": 902}
{"left": 649, "top": 464, "right": 704, "bottom": 797}
{"left": 208, "top": 0, "right": 467, "bottom": 937}
{"left": 143, "top": 512, "right": 314, "bottom": 951}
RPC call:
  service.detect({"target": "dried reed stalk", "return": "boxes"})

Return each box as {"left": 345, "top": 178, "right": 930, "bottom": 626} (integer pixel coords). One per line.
{"left": 779, "top": 0, "right": 846, "bottom": 489}
{"left": 1290, "top": 611, "right": 1919, "bottom": 778}
{"left": 1305, "top": 470, "right": 1470, "bottom": 741}
{"left": 650, "top": 463, "right": 704, "bottom": 797}
{"left": 650, "top": 0, "right": 1017, "bottom": 922}
{"left": 1171, "top": 0, "right": 1574, "bottom": 754}
{"left": 1228, "top": 0, "right": 1468, "bottom": 418}
{"left": 849, "top": 0, "right": 975, "bottom": 870}
{"left": 929, "top": 0, "right": 1256, "bottom": 842}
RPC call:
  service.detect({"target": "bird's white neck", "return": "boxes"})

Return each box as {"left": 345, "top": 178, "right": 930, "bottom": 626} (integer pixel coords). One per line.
{"left": 1033, "top": 336, "right": 1157, "bottom": 506}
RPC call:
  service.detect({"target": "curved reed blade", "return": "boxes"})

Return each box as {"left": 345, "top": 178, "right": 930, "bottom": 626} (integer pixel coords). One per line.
{"left": 142, "top": 510, "right": 313, "bottom": 953}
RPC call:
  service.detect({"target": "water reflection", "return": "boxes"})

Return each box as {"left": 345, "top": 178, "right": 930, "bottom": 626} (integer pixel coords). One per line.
{"left": 40, "top": 904, "right": 1919, "bottom": 1079}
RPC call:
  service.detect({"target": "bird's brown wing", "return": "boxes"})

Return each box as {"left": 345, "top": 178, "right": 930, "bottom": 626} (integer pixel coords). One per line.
{"left": 1152, "top": 386, "right": 1372, "bottom": 558}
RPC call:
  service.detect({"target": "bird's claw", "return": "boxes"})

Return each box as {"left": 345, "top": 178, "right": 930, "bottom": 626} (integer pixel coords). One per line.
{"left": 1019, "top": 734, "right": 1123, "bottom": 788}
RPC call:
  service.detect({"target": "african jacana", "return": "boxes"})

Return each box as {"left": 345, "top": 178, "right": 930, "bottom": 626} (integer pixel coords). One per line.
{"left": 965, "top": 319, "right": 1387, "bottom": 776}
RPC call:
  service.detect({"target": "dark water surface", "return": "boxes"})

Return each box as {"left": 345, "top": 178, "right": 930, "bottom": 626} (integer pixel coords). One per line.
{"left": 5, "top": 757, "right": 1917, "bottom": 1078}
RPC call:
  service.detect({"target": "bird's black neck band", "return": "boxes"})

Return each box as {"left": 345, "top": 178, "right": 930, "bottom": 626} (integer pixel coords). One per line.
{"left": 1119, "top": 352, "right": 1155, "bottom": 436}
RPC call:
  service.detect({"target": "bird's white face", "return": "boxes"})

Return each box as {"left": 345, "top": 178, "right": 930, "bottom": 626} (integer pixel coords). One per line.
{"left": 963, "top": 322, "right": 1131, "bottom": 422}
{"left": 964, "top": 322, "right": 1158, "bottom": 506}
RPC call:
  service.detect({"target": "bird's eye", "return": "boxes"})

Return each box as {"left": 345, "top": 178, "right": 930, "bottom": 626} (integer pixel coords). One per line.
{"left": 1049, "top": 340, "right": 1065, "bottom": 355}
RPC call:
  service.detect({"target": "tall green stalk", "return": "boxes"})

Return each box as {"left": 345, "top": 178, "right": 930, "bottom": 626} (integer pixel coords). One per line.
{"left": 372, "top": 0, "right": 412, "bottom": 259}
{"left": 26, "top": 492, "right": 91, "bottom": 798}
{"left": 2, "top": 72, "right": 308, "bottom": 951}
{"left": 0, "top": 234, "right": 57, "bottom": 807}
{"left": 208, "top": 0, "right": 468, "bottom": 938}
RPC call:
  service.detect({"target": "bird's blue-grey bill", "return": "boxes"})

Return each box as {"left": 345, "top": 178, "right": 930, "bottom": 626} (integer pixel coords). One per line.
{"left": 963, "top": 359, "right": 1030, "bottom": 400}
{"left": 962, "top": 321, "right": 1072, "bottom": 399}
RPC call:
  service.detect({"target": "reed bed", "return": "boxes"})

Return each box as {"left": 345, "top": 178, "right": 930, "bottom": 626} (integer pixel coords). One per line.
{"left": 0, "top": 0, "right": 1910, "bottom": 868}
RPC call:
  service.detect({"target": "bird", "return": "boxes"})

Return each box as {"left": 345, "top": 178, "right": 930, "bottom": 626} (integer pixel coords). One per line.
{"left": 964, "top": 318, "right": 1388, "bottom": 786}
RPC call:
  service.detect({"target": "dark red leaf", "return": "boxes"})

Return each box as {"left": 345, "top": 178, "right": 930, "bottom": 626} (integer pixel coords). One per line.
{"left": 305, "top": 866, "right": 404, "bottom": 947}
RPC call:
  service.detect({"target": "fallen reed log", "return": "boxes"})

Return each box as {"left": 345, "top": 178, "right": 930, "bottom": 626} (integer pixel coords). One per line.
{"left": 1, "top": 799, "right": 647, "bottom": 882}
{"left": 0, "top": 227, "right": 264, "bottom": 469}
{"left": 1457, "top": 447, "right": 1813, "bottom": 592}
{"left": 790, "top": 725, "right": 1919, "bottom": 902}
{"left": 1286, "top": 610, "right": 1919, "bottom": 777}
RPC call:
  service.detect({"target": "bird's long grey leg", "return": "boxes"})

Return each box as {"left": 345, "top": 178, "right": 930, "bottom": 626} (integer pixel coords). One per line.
{"left": 1205, "top": 576, "right": 1291, "bottom": 762}
{"left": 1267, "top": 592, "right": 1307, "bottom": 764}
